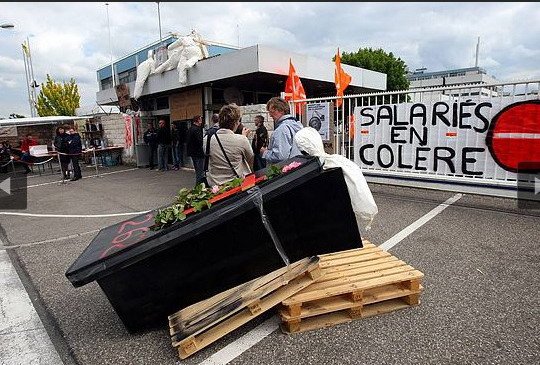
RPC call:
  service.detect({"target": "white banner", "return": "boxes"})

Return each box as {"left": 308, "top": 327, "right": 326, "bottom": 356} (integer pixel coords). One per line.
{"left": 354, "top": 97, "right": 540, "bottom": 179}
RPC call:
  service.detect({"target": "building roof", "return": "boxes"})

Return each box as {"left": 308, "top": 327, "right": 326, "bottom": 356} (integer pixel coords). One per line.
{"left": 0, "top": 116, "right": 88, "bottom": 127}
{"left": 96, "top": 44, "right": 387, "bottom": 105}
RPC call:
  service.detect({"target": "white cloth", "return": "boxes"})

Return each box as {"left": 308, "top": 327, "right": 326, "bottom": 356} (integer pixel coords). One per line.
{"left": 294, "top": 127, "right": 378, "bottom": 231}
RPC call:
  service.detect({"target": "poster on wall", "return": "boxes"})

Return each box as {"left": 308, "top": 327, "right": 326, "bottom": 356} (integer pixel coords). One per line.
{"left": 306, "top": 102, "right": 331, "bottom": 141}
{"left": 0, "top": 126, "right": 17, "bottom": 137}
{"left": 353, "top": 97, "right": 540, "bottom": 180}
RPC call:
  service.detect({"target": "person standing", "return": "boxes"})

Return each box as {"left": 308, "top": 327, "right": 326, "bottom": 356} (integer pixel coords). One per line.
{"left": 186, "top": 115, "right": 205, "bottom": 186}
{"left": 205, "top": 113, "right": 220, "bottom": 137}
{"left": 67, "top": 127, "right": 83, "bottom": 181}
{"left": 171, "top": 122, "right": 181, "bottom": 170}
{"left": 260, "top": 97, "right": 303, "bottom": 164}
{"left": 143, "top": 122, "right": 158, "bottom": 169}
{"left": 156, "top": 119, "right": 171, "bottom": 171}
{"left": 205, "top": 104, "right": 253, "bottom": 187}
{"left": 251, "top": 115, "right": 269, "bottom": 171}
{"left": 54, "top": 125, "right": 71, "bottom": 179}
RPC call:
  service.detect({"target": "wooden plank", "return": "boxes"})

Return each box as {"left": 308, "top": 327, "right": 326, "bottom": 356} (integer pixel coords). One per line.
{"left": 321, "top": 252, "right": 395, "bottom": 274}
{"left": 170, "top": 257, "right": 319, "bottom": 339}
{"left": 280, "top": 284, "right": 423, "bottom": 320}
{"left": 281, "top": 297, "right": 418, "bottom": 334}
{"left": 283, "top": 269, "right": 423, "bottom": 305}
{"left": 173, "top": 267, "right": 321, "bottom": 359}
{"left": 316, "top": 259, "right": 407, "bottom": 284}
{"left": 319, "top": 247, "right": 384, "bottom": 267}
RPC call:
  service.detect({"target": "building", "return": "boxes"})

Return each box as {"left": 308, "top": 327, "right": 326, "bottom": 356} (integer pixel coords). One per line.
{"left": 407, "top": 66, "right": 501, "bottom": 98}
{"left": 96, "top": 35, "right": 387, "bottom": 126}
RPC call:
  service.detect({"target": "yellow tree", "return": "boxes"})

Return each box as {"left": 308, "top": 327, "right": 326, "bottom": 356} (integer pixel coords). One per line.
{"left": 36, "top": 74, "right": 80, "bottom": 116}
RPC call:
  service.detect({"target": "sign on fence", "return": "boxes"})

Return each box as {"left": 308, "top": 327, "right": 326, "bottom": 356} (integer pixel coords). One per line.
{"left": 354, "top": 97, "right": 540, "bottom": 180}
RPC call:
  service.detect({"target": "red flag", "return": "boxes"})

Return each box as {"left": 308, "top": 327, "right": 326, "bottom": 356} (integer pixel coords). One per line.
{"left": 335, "top": 48, "right": 352, "bottom": 108}
{"left": 284, "top": 59, "right": 306, "bottom": 114}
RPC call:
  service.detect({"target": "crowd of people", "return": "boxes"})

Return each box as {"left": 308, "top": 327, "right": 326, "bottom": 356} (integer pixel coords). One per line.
{"left": 0, "top": 125, "right": 83, "bottom": 181}
{"left": 142, "top": 96, "right": 305, "bottom": 188}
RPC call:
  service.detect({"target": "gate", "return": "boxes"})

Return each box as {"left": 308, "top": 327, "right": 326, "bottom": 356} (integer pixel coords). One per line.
{"left": 289, "top": 80, "right": 540, "bottom": 198}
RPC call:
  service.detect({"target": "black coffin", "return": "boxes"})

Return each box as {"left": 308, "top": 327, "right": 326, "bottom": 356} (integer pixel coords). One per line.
{"left": 65, "top": 156, "right": 362, "bottom": 332}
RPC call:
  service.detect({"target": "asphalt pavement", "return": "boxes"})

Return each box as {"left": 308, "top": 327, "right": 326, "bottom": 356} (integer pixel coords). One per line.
{"left": 0, "top": 164, "right": 538, "bottom": 365}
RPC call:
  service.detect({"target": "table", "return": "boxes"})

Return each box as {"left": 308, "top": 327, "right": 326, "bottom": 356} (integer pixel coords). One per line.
{"left": 83, "top": 146, "right": 124, "bottom": 166}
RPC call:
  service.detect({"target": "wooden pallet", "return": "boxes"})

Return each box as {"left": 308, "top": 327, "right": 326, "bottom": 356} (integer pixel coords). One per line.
{"left": 279, "top": 240, "right": 424, "bottom": 334}
{"left": 169, "top": 256, "right": 322, "bottom": 359}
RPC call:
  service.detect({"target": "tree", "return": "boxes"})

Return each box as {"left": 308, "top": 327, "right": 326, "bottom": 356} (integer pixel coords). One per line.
{"left": 36, "top": 74, "right": 80, "bottom": 116}
{"left": 340, "top": 48, "right": 410, "bottom": 92}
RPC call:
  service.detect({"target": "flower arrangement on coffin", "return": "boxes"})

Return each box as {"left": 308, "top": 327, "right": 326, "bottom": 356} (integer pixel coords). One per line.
{"left": 153, "top": 161, "right": 304, "bottom": 230}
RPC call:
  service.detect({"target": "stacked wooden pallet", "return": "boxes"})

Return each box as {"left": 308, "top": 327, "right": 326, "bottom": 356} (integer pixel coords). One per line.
{"left": 169, "top": 256, "right": 321, "bottom": 359}
{"left": 168, "top": 240, "right": 424, "bottom": 359}
{"left": 279, "top": 240, "right": 424, "bottom": 334}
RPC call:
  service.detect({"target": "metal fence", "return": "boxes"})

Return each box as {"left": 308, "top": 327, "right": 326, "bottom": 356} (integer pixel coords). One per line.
{"left": 289, "top": 80, "right": 540, "bottom": 197}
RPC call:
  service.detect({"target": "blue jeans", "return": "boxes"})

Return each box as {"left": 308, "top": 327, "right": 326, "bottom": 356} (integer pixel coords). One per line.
{"left": 158, "top": 144, "right": 170, "bottom": 170}
{"left": 191, "top": 156, "right": 205, "bottom": 186}
{"left": 171, "top": 143, "right": 184, "bottom": 167}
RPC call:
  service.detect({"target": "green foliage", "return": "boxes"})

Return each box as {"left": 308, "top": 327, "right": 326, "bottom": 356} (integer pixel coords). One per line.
{"left": 266, "top": 164, "right": 283, "bottom": 180}
{"left": 36, "top": 74, "right": 81, "bottom": 116}
{"left": 153, "top": 178, "right": 244, "bottom": 230}
{"left": 340, "top": 48, "right": 410, "bottom": 92}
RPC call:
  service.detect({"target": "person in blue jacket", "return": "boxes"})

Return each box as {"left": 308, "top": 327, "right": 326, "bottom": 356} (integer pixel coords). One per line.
{"left": 260, "top": 97, "right": 303, "bottom": 164}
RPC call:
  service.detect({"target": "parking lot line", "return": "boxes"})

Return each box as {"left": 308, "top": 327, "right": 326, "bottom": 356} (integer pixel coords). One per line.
{"left": 379, "top": 193, "right": 462, "bottom": 251}
{"left": 0, "top": 211, "right": 150, "bottom": 218}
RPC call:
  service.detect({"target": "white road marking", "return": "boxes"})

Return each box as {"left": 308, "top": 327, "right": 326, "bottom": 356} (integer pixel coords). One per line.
{"left": 24, "top": 167, "right": 139, "bottom": 189}
{"left": 0, "top": 243, "right": 62, "bottom": 364}
{"left": 379, "top": 193, "right": 463, "bottom": 251}
{"left": 0, "top": 211, "right": 150, "bottom": 218}
{"left": 0, "top": 229, "right": 100, "bottom": 250}
{"left": 196, "top": 316, "right": 280, "bottom": 365}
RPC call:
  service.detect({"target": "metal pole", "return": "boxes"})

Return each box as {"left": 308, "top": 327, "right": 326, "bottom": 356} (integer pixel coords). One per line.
{"left": 92, "top": 148, "right": 100, "bottom": 177}
{"left": 22, "top": 46, "right": 33, "bottom": 117}
{"left": 157, "top": 2, "right": 162, "bottom": 45}
{"left": 26, "top": 37, "right": 37, "bottom": 117}
{"left": 57, "top": 153, "right": 66, "bottom": 184}
{"left": 105, "top": 3, "right": 115, "bottom": 88}
{"left": 475, "top": 36, "right": 480, "bottom": 68}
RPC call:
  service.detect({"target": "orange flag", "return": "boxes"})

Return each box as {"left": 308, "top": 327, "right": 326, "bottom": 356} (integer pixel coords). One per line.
{"left": 335, "top": 48, "right": 352, "bottom": 108}
{"left": 284, "top": 59, "right": 307, "bottom": 115}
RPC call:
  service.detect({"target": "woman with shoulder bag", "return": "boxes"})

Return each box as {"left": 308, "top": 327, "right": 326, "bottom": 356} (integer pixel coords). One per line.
{"left": 203, "top": 104, "right": 254, "bottom": 187}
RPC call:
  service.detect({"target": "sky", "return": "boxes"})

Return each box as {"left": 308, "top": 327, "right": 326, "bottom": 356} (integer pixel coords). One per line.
{"left": 1, "top": 2, "right": 539, "bottom": 118}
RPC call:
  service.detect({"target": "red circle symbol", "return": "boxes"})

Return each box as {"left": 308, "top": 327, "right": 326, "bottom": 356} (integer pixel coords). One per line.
{"left": 486, "top": 100, "right": 540, "bottom": 172}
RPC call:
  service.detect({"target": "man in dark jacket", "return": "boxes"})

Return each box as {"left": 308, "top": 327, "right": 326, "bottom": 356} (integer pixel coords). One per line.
{"left": 251, "top": 115, "right": 268, "bottom": 171}
{"left": 186, "top": 115, "right": 205, "bottom": 186}
{"left": 143, "top": 122, "right": 158, "bottom": 169}
{"left": 67, "top": 127, "right": 83, "bottom": 181}
{"left": 156, "top": 119, "right": 171, "bottom": 171}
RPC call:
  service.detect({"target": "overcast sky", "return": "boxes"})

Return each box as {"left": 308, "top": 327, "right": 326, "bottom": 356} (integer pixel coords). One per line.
{"left": 1, "top": 2, "right": 539, "bottom": 118}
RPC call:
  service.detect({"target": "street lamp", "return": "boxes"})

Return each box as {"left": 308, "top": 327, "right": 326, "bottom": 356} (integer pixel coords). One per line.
{"left": 0, "top": 23, "right": 14, "bottom": 29}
